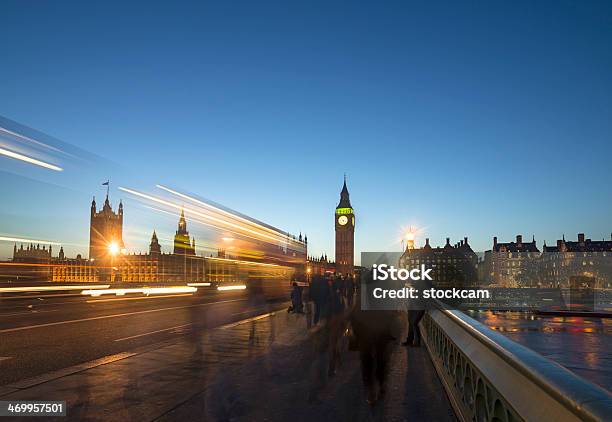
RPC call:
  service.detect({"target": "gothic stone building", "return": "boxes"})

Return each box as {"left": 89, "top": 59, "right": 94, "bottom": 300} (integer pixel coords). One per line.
{"left": 89, "top": 194, "right": 124, "bottom": 264}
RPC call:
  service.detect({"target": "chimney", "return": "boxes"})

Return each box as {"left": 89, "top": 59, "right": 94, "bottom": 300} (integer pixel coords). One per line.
{"left": 578, "top": 233, "right": 585, "bottom": 243}
{"left": 460, "top": 240, "right": 464, "bottom": 246}
{"left": 516, "top": 235, "right": 522, "bottom": 244}
{"left": 464, "top": 237, "right": 468, "bottom": 245}
{"left": 493, "top": 236, "right": 497, "bottom": 247}
{"left": 425, "top": 238, "right": 430, "bottom": 247}
{"left": 445, "top": 237, "right": 450, "bottom": 246}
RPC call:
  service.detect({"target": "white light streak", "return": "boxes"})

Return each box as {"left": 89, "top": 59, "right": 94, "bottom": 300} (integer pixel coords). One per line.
{"left": 156, "top": 185, "right": 301, "bottom": 245}
{"left": 0, "top": 147, "right": 63, "bottom": 171}
{"left": 0, "top": 126, "right": 64, "bottom": 154}
{"left": 119, "top": 187, "right": 288, "bottom": 245}
{"left": 187, "top": 282, "right": 211, "bottom": 287}
{"left": 81, "top": 287, "right": 197, "bottom": 296}
{"left": 0, "top": 285, "right": 110, "bottom": 293}
{"left": 0, "top": 236, "right": 62, "bottom": 245}
{"left": 217, "top": 285, "right": 247, "bottom": 291}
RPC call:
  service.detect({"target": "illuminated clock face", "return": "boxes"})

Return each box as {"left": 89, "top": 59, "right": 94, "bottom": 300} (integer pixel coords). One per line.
{"left": 338, "top": 215, "right": 348, "bottom": 226}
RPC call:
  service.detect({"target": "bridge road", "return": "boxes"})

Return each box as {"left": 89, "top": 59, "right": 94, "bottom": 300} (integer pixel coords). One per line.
{"left": 0, "top": 305, "right": 456, "bottom": 421}
{"left": 0, "top": 289, "right": 285, "bottom": 386}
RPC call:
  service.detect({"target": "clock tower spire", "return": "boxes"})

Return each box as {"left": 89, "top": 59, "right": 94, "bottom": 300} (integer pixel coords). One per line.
{"left": 335, "top": 176, "right": 355, "bottom": 277}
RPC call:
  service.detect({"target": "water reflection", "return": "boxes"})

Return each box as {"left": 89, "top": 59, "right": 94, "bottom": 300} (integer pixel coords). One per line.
{"left": 469, "top": 310, "right": 611, "bottom": 391}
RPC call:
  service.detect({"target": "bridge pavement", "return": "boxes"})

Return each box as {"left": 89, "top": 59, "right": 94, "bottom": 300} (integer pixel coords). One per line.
{"left": 0, "top": 303, "right": 456, "bottom": 421}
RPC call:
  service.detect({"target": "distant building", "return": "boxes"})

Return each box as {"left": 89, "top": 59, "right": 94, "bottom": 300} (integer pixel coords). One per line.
{"left": 118, "top": 215, "right": 205, "bottom": 283}
{"left": 13, "top": 243, "right": 53, "bottom": 263}
{"left": 399, "top": 237, "right": 478, "bottom": 288}
{"left": 539, "top": 233, "right": 612, "bottom": 288}
{"left": 5, "top": 243, "right": 54, "bottom": 281}
{"left": 307, "top": 254, "right": 336, "bottom": 277}
{"left": 482, "top": 235, "right": 540, "bottom": 287}
{"left": 173, "top": 209, "right": 196, "bottom": 255}
{"left": 2, "top": 187, "right": 307, "bottom": 284}
{"left": 89, "top": 194, "right": 124, "bottom": 263}
{"left": 52, "top": 249, "right": 98, "bottom": 282}
{"left": 335, "top": 177, "right": 355, "bottom": 278}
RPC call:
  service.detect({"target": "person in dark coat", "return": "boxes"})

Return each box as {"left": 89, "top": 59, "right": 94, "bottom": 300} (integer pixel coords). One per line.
{"left": 327, "top": 273, "right": 347, "bottom": 376}
{"left": 310, "top": 274, "right": 328, "bottom": 325}
{"left": 350, "top": 270, "right": 396, "bottom": 405}
{"left": 402, "top": 276, "right": 431, "bottom": 347}
{"left": 290, "top": 281, "right": 303, "bottom": 313}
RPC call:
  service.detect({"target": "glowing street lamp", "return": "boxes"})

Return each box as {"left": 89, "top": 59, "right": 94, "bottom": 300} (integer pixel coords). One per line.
{"left": 403, "top": 226, "right": 417, "bottom": 251}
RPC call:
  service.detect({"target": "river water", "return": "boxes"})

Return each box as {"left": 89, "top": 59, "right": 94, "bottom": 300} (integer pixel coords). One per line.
{"left": 467, "top": 310, "right": 612, "bottom": 392}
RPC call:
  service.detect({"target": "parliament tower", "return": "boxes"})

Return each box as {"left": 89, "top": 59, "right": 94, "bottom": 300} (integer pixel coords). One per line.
{"left": 173, "top": 209, "right": 196, "bottom": 255}
{"left": 89, "top": 193, "right": 124, "bottom": 262}
{"left": 335, "top": 177, "right": 355, "bottom": 277}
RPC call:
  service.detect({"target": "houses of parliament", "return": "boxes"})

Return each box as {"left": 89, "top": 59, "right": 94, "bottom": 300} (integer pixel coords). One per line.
{"left": 5, "top": 179, "right": 357, "bottom": 283}
{"left": 8, "top": 190, "right": 301, "bottom": 283}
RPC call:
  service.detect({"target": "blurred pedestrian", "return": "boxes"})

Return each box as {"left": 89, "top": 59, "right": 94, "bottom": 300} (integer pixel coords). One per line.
{"left": 350, "top": 270, "right": 396, "bottom": 405}
{"left": 402, "top": 277, "right": 430, "bottom": 347}
{"left": 310, "top": 274, "right": 328, "bottom": 325}
{"left": 289, "top": 281, "right": 303, "bottom": 313}
{"left": 327, "top": 273, "right": 347, "bottom": 376}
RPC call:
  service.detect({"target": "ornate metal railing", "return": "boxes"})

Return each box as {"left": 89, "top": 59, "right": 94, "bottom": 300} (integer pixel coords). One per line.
{"left": 421, "top": 306, "right": 612, "bottom": 422}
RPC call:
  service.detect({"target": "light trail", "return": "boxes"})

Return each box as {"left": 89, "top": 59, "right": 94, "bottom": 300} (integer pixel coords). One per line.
{"left": 0, "top": 236, "right": 62, "bottom": 245}
{"left": 187, "top": 282, "right": 211, "bottom": 287}
{"left": 0, "top": 126, "right": 64, "bottom": 154}
{"left": 119, "top": 187, "right": 291, "bottom": 245}
{"left": 205, "top": 256, "right": 282, "bottom": 267}
{"left": 0, "top": 147, "right": 63, "bottom": 171}
{"left": 217, "top": 285, "right": 247, "bottom": 291}
{"left": 156, "top": 185, "right": 302, "bottom": 246}
{"left": 87, "top": 293, "right": 193, "bottom": 303}
{"left": 140, "top": 204, "right": 262, "bottom": 243}
{"left": 0, "top": 285, "right": 110, "bottom": 293}
{"left": 81, "top": 287, "right": 197, "bottom": 297}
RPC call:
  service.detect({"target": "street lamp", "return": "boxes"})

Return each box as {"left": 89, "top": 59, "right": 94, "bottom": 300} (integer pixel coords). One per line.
{"left": 402, "top": 226, "right": 417, "bottom": 251}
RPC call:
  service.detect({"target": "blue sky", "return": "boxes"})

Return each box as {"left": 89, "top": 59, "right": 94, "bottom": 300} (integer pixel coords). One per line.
{"left": 1, "top": 0, "right": 611, "bottom": 261}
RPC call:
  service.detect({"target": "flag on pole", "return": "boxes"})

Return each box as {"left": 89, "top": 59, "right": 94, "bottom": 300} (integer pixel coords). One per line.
{"left": 102, "top": 180, "right": 110, "bottom": 199}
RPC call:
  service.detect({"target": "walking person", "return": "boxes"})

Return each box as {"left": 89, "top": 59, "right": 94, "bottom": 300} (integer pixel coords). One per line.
{"left": 327, "top": 273, "right": 346, "bottom": 376}
{"left": 402, "top": 276, "right": 430, "bottom": 347}
{"left": 350, "top": 270, "right": 396, "bottom": 405}
{"left": 310, "top": 274, "right": 327, "bottom": 325}
{"left": 289, "top": 281, "right": 303, "bottom": 313}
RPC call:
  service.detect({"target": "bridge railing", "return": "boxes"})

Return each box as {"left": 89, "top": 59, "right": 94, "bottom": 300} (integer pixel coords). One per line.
{"left": 421, "top": 304, "right": 612, "bottom": 422}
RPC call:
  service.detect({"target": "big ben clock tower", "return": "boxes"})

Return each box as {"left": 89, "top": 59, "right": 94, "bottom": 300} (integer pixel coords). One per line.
{"left": 335, "top": 176, "right": 355, "bottom": 277}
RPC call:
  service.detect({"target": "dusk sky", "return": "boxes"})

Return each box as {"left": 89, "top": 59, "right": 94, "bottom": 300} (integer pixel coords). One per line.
{"left": 1, "top": 0, "right": 611, "bottom": 261}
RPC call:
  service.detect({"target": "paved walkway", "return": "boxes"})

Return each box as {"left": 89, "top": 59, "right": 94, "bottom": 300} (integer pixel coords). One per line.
{"left": 0, "top": 303, "right": 456, "bottom": 421}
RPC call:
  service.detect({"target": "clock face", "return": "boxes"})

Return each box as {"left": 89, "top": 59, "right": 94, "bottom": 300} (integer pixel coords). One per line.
{"left": 338, "top": 215, "right": 348, "bottom": 226}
